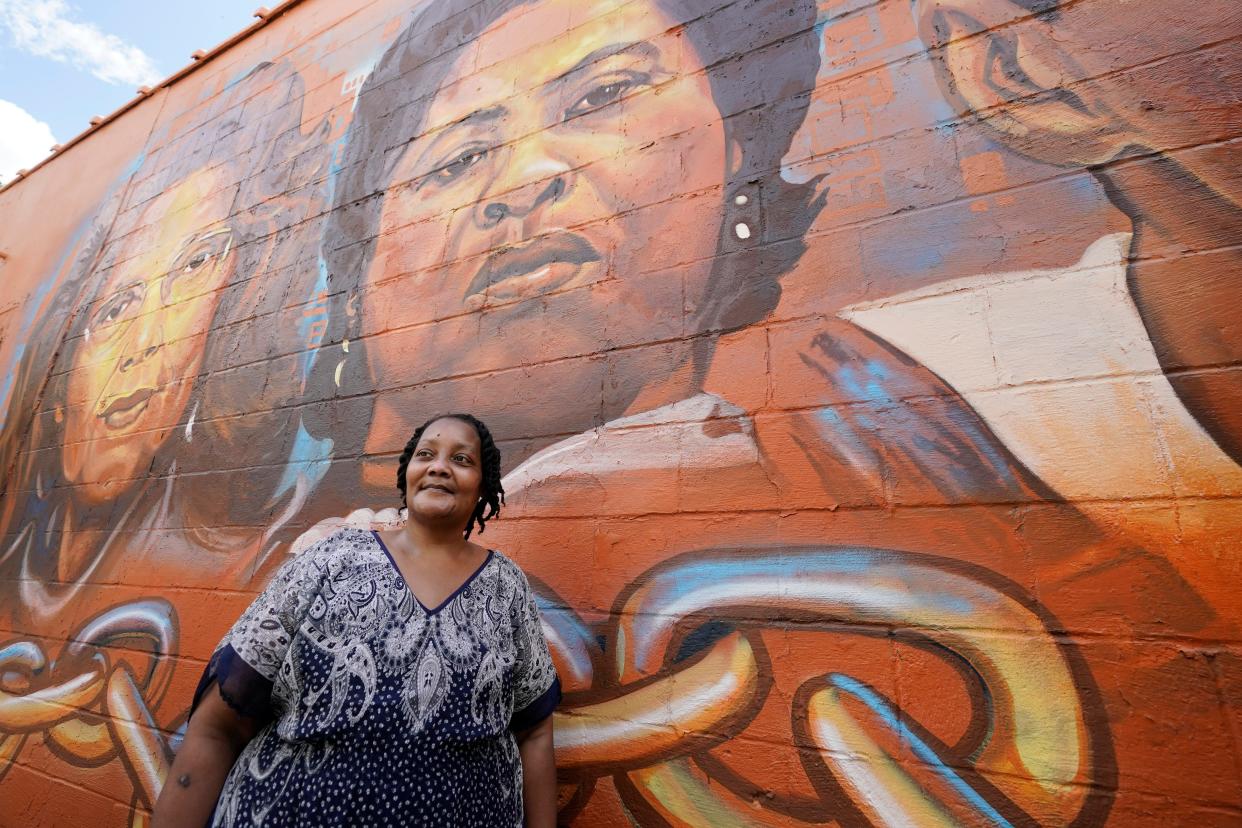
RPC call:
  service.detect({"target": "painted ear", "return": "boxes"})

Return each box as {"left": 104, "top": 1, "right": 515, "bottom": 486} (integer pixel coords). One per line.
{"left": 918, "top": 0, "right": 1133, "bottom": 166}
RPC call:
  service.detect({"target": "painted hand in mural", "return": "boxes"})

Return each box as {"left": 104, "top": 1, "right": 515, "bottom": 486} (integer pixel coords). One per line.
{"left": 291, "top": 507, "right": 405, "bottom": 555}
{"left": 917, "top": 0, "right": 1242, "bottom": 465}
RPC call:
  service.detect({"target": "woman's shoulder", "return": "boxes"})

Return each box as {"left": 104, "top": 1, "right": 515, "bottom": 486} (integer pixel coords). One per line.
{"left": 284, "top": 525, "right": 380, "bottom": 573}
{"left": 488, "top": 550, "right": 547, "bottom": 606}
{"left": 486, "top": 548, "right": 531, "bottom": 582}
{"left": 305, "top": 524, "right": 370, "bottom": 551}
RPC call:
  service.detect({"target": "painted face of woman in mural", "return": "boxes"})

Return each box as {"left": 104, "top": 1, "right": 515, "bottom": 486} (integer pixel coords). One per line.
{"left": 363, "top": 0, "right": 729, "bottom": 428}
{"left": 61, "top": 169, "right": 235, "bottom": 500}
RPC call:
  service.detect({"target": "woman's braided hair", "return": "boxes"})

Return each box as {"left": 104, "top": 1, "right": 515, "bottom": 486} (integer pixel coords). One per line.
{"left": 396, "top": 414, "right": 505, "bottom": 540}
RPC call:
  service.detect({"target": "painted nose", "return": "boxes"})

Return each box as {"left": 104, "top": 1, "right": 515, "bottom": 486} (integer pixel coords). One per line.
{"left": 477, "top": 142, "right": 572, "bottom": 228}
{"left": 482, "top": 177, "right": 565, "bottom": 225}
{"left": 118, "top": 312, "right": 163, "bottom": 373}
{"left": 119, "top": 345, "right": 159, "bottom": 372}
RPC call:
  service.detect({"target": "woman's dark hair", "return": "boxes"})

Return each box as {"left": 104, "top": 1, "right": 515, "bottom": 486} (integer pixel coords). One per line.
{"left": 396, "top": 414, "right": 505, "bottom": 540}
{"left": 322, "top": 0, "right": 825, "bottom": 352}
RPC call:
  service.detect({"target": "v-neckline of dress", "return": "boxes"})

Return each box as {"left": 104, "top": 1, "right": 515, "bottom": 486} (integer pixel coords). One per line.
{"left": 370, "top": 530, "right": 495, "bottom": 616}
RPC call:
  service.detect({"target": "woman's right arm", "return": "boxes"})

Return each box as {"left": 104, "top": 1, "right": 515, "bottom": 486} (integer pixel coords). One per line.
{"left": 151, "top": 684, "right": 260, "bottom": 827}
{"left": 152, "top": 534, "right": 332, "bottom": 825}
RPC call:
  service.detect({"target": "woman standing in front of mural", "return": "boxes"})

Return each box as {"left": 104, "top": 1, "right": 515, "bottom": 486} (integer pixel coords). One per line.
{"left": 152, "top": 413, "right": 561, "bottom": 827}
{"left": 303, "top": 0, "right": 1199, "bottom": 824}
{"left": 0, "top": 61, "right": 332, "bottom": 814}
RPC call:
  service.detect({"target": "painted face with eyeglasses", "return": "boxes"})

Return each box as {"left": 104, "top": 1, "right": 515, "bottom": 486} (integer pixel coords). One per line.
{"left": 61, "top": 170, "right": 236, "bottom": 500}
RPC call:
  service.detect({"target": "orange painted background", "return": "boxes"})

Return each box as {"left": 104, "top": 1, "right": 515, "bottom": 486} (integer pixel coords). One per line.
{"left": 1, "top": 0, "right": 1239, "bottom": 825}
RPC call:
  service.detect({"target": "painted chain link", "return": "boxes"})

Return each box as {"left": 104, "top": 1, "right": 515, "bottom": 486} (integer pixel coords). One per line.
{"left": 548, "top": 547, "right": 1103, "bottom": 826}
{"left": 0, "top": 552, "right": 1102, "bottom": 827}
{"left": 0, "top": 599, "right": 177, "bottom": 821}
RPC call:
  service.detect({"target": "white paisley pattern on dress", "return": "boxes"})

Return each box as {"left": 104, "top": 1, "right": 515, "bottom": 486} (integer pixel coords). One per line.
{"left": 200, "top": 527, "right": 561, "bottom": 827}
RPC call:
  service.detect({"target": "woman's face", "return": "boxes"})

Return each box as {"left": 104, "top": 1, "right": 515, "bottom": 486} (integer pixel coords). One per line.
{"left": 365, "top": 0, "right": 727, "bottom": 420}
{"left": 62, "top": 169, "right": 236, "bottom": 500}
{"left": 404, "top": 418, "right": 485, "bottom": 526}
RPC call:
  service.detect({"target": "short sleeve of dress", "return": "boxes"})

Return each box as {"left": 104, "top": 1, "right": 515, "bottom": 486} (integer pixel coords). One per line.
{"left": 190, "top": 536, "right": 328, "bottom": 723}
{"left": 509, "top": 570, "right": 562, "bottom": 732}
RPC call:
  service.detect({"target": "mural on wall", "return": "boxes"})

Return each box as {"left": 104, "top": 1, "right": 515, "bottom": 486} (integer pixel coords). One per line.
{"left": 0, "top": 0, "right": 1238, "bottom": 825}
{"left": 0, "top": 59, "right": 334, "bottom": 818}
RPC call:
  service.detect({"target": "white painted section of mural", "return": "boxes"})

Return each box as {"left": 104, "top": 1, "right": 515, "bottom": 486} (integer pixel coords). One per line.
{"left": 842, "top": 233, "right": 1242, "bottom": 501}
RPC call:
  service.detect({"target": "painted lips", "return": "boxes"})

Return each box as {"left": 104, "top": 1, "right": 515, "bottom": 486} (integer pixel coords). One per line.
{"left": 464, "top": 231, "right": 601, "bottom": 303}
{"left": 99, "top": 387, "right": 156, "bottom": 429}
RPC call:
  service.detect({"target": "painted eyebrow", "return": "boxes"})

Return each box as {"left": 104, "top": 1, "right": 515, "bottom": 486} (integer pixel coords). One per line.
{"left": 407, "top": 104, "right": 506, "bottom": 177}
{"left": 432, "top": 43, "right": 660, "bottom": 130}
{"left": 422, "top": 104, "right": 506, "bottom": 151}
{"left": 403, "top": 44, "right": 658, "bottom": 177}
{"left": 168, "top": 226, "right": 233, "bottom": 265}
{"left": 446, "top": 104, "right": 506, "bottom": 132}
{"left": 551, "top": 41, "right": 660, "bottom": 85}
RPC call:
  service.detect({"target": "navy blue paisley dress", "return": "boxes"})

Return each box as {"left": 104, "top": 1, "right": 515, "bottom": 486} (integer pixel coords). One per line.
{"left": 192, "top": 527, "right": 561, "bottom": 827}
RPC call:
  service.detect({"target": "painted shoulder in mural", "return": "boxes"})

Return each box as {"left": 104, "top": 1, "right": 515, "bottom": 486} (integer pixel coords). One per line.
{"left": 0, "top": 0, "right": 1238, "bottom": 825}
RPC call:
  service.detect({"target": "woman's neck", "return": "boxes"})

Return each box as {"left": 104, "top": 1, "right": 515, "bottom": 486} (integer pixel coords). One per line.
{"left": 55, "top": 490, "right": 134, "bottom": 584}
{"left": 620, "top": 348, "right": 703, "bottom": 420}
{"left": 397, "top": 514, "right": 473, "bottom": 556}
{"left": 494, "top": 342, "right": 705, "bottom": 472}
{"left": 1098, "top": 150, "right": 1241, "bottom": 262}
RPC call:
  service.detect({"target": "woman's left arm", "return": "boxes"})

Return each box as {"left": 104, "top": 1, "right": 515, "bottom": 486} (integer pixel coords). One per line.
{"left": 516, "top": 714, "right": 556, "bottom": 828}
{"left": 511, "top": 566, "right": 562, "bottom": 827}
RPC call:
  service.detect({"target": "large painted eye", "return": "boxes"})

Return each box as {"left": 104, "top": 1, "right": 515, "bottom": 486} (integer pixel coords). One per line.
{"left": 183, "top": 250, "right": 214, "bottom": 273}
{"left": 565, "top": 73, "right": 646, "bottom": 119}
{"left": 431, "top": 147, "right": 488, "bottom": 185}
{"left": 99, "top": 293, "right": 134, "bottom": 323}
{"left": 90, "top": 287, "right": 142, "bottom": 339}
{"left": 165, "top": 229, "right": 233, "bottom": 303}
{"left": 163, "top": 227, "right": 233, "bottom": 304}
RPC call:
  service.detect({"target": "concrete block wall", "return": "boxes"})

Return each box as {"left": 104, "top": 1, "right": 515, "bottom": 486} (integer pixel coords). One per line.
{"left": 0, "top": 0, "right": 1238, "bottom": 824}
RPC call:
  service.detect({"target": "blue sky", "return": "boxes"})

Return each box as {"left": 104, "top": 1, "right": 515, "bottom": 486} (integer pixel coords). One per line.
{"left": 0, "top": 0, "right": 262, "bottom": 184}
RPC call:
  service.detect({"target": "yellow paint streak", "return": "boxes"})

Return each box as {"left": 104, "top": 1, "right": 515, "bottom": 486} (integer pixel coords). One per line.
{"left": 554, "top": 633, "right": 757, "bottom": 769}
{"left": 631, "top": 758, "right": 796, "bottom": 827}
{"left": 808, "top": 686, "right": 960, "bottom": 828}
{"left": 0, "top": 667, "right": 104, "bottom": 730}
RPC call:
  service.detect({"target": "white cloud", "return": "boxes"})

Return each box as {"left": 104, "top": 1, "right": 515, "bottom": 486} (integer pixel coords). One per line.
{"left": 0, "top": 98, "right": 56, "bottom": 184}
{"left": 0, "top": 0, "right": 162, "bottom": 87}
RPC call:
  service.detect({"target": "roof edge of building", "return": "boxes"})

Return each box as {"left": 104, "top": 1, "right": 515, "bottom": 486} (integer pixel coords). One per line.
{"left": 1, "top": 0, "right": 309, "bottom": 194}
